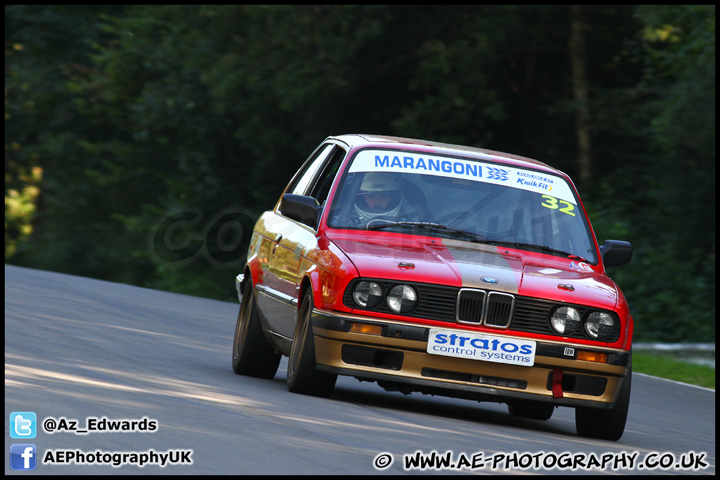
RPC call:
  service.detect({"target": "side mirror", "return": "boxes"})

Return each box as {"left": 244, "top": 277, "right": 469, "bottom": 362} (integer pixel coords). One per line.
{"left": 279, "top": 194, "right": 321, "bottom": 229}
{"left": 599, "top": 240, "right": 633, "bottom": 267}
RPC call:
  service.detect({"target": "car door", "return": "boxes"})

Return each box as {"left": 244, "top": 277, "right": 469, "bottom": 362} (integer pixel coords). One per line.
{"left": 256, "top": 143, "right": 346, "bottom": 342}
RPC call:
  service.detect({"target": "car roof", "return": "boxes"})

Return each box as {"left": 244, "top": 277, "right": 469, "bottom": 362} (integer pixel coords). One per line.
{"left": 329, "top": 133, "right": 564, "bottom": 176}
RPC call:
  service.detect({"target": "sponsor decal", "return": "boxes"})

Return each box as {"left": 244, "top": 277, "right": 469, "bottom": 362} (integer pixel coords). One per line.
{"left": 568, "top": 260, "right": 593, "bottom": 272}
{"left": 537, "top": 268, "right": 563, "bottom": 275}
{"left": 427, "top": 328, "right": 536, "bottom": 366}
{"left": 350, "top": 149, "right": 576, "bottom": 204}
{"left": 516, "top": 171, "right": 556, "bottom": 194}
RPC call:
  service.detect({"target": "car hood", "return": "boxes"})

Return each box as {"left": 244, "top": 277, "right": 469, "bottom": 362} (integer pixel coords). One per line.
{"left": 327, "top": 231, "right": 618, "bottom": 310}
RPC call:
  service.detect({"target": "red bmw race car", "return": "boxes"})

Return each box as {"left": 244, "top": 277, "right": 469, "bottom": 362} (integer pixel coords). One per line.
{"left": 232, "top": 134, "right": 634, "bottom": 441}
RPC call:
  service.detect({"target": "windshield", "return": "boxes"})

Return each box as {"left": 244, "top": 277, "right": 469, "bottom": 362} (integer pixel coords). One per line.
{"left": 327, "top": 148, "right": 598, "bottom": 263}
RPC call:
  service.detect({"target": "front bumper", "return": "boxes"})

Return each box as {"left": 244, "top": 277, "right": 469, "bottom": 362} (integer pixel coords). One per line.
{"left": 311, "top": 309, "right": 630, "bottom": 409}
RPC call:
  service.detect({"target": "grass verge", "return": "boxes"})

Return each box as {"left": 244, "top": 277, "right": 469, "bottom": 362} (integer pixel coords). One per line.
{"left": 633, "top": 352, "right": 715, "bottom": 389}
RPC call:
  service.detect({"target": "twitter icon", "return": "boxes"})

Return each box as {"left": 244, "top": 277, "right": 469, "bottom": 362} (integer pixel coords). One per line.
{"left": 10, "top": 412, "right": 37, "bottom": 439}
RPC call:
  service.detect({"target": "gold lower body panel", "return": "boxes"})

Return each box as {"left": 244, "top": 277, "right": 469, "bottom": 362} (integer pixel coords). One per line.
{"left": 312, "top": 320, "right": 629, "bottom": 409}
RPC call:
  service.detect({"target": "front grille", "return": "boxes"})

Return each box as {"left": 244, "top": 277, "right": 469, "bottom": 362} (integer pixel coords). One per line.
{"left": 456, "top": 289, "right": 514, "bottom": 328}
{"left": 456, "top": 289, "right": 485, "bottom": 324}
{"left": 343, "top": 279, "right": 620, "bottom": 342}
{"left": 485, "top": 292, "right": 515, "bottom": 327}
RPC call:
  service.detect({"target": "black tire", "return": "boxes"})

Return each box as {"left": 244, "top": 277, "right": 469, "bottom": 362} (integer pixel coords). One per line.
{"left": 575, "top": 366, "right": 632, "bottom": 441}
{"left": 508, "top": 401, "right": 555, "bottom": 420}
{"left": 232, "top": 277, "right": 281, "bottom": 379}
{"left": 286, "top": 290, "right": 337, "bottom": 396}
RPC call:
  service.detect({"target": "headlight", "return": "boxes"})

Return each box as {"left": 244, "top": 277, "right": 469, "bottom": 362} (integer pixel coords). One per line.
{"left": 352, "top": 281, "right": 383, "bottom": 308}
{"left": 550, "top": 306, "right": 581, "bottom": 335}
{"left": 585, "top": 311, "right": 615, "bottom": 340}
{"left": 387, "top": 284, "right": 417, "bottom": 313}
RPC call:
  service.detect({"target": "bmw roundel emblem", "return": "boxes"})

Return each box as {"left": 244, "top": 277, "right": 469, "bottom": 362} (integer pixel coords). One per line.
{"left": 481, "top": 277, "right": 498, "bottom": 284}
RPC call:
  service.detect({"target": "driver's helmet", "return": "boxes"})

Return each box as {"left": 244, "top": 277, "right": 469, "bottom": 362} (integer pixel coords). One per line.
{"left": 353, "top": 172, "right": 403, "bottom": 223}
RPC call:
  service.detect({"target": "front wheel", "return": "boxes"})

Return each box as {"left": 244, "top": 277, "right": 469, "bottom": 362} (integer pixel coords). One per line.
{"left": 575, "top": 366, "right": 631, "bottom": 441}
{"left": 286, "top": 290, "right": 337, "bottom": 396}
{"left": 232, "top": 277, "right": 281, "bottom": 379}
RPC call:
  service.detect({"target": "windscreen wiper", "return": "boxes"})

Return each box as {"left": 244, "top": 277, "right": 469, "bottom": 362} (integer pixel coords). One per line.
{"left": 492, "top": 240, "right": 589, "bottom": 262}
{"left": 367, "top": 221, "right": 487, "bottom": 242}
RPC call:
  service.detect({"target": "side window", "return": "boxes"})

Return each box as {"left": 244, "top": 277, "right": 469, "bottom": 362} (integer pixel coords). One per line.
{"left": 308, "top": 146, "right": 346, "bottom": 205}
{"left": 288, "top": 144, "right": 335, "bottom": 196}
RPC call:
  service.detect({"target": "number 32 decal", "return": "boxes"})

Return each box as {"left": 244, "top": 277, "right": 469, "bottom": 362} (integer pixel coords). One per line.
{"left": 541, "top": 195, "right": 575, "bottom": 216}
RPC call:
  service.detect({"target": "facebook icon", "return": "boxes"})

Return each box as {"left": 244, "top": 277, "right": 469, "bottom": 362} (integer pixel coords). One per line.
{"left": 10, "top": 444, "right": 37, "bottom": 471}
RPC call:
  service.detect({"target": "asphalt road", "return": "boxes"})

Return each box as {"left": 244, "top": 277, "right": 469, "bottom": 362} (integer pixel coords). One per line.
{"left": 5, "top": 265, "right": 715, "bottom": 475}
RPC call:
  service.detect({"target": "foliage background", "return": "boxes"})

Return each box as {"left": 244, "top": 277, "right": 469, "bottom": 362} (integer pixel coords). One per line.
{"left": 5, "top": 5, "right": 714, "bottom": 342}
